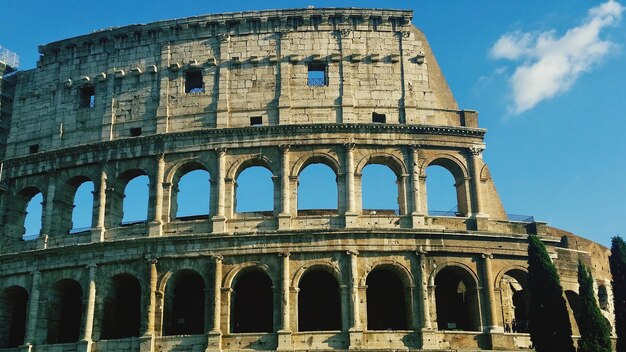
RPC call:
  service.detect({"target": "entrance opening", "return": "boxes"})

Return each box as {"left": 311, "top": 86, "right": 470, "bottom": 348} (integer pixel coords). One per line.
{"left": 298, "top": 269, "right": 341, "bottom": 331}
{"left": 500, "top": 270, "right": 529, "bottom": 333}
{"left": 164, "top": 270, "right": 206, "bottom": 335}
{"left": 297, "top": 163, "right": 338, "bottom": 213}
{"left": 101, "top": 274, "right": 141, "bottom": 339}
{"left": 235, "top": 166, "right": 274, "bottom": 213}
{"left": 47, "top": 279, "right": 83, "bottom": 344}
{"left": 434, "top": 267, "right": 480, "bottom": 331}
{"left": 231, "top": 270, "right": 273, "bottom": 333}
{"left": 0, "top": 286, "right": 28, "bottom": 348}
{"left": 366, "top": 269, "right": 408, "bottom": 330}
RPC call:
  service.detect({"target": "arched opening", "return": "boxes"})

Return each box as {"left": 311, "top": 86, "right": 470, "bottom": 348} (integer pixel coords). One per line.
{"left": 598, "top": 284, "right": 609, "bottom": 311}
{"left": 23, "top": 192, "right": 43, "bottom": 240}
{"left": 366, "top": 268, "right": 408, "bottom": 330}
{"left": 235, "top": 166, "right": 274, "bottom": 214}
{"left": 499, "top": 270, "right": 529, "bottom": 333}
{"left": 122, "top": 175, "right": 149, "bottom": 224}
{"left": 565, "top": 290, "right": 583, "bottom": 336}
{"left": 70, "top": 181, "right": 94, "bottom": 233}
{"left": 434, "top": 266, "right": 480, "bottom": 331}
{"left": 361, "top": 164, "right": 399, "bottom": 214}
{"left": 298, "top": 269, "right": 341, "bottom": 331}
{"left": 100, "top": 274, "right": 141, "bottom": 339}
{"left": 298, "top": 163, "right": 338, "bottom": 214}
{"left": 0, "top": 286, "right": 28, "bottom": 348}
{"left": 164, "top": 270, "right": 206, "bottom": 336}
{"left": 47, "top": 279, "right": 83, "bottom": 344}
{"left": 175, "top": 169, "right": 210, "bottom": 219}
{"left": 231, "top": 269, "right": 273, "bottom": 333}
{"left": 425, "top": 158, "right": 468, "bottom": 217}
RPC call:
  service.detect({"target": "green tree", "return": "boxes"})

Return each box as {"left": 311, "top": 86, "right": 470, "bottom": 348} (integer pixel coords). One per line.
{"left": 527, "top": 235, "right": 575, "bottom": 352}
{"left": 577, "top": 261, "right": 611, "bottom": 352}
{"left": 610, "top": 236, "right": 626, "bottom": 352}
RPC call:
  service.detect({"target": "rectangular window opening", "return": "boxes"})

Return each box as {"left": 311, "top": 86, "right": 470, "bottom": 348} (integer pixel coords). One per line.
{"left": 185, "top": 70, "right": 205, "bottom": 93}
{"left": 130, "top": 127, "right": 142, "bottom": 137}
{"left": 307, "top": 62, "right": 327, "bottom": 87}
{"left": 250, "top": 116, "right": 263, "bottom": 126}
{"left": 372, "top": 112, "right": 386, "bottom": 123}
{"left": 80, "top": 86, "right": 95, "bottom": 108}
{"left": 29, "top": 144, "right": 39, "bottom": 154}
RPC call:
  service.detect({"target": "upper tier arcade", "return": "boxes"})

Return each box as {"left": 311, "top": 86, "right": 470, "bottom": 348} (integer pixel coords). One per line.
{"left": 6, "top": 8, "right": 469, "bottom": 159}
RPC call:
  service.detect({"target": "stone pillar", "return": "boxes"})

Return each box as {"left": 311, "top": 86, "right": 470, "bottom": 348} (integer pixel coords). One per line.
{"left": 347, "top": 250, "right": 363, "bottom": 348}
{"left": 418, "top": 251, "right": 432, "bottom": 329}
{"left": 277, "top": 252, "right": 292, "bottom": 350}
{"left": 410, "top": 146, "right": 425, "bottom": 227}
{"left": 40, "top": 175, "right": 56, "bottom": 247}
{"left": 469, "top": 146, "right": 487, "bottom": 219}
{"left": 149, "top": 154, "right": 165, "bottom": 236}
{"left": 24, "top": 270, "right": 41, "bottom": 346}
{"left": 278, "top": 145, "right": 291, "bottom": 230}
{"left": 207, "top": 255, "right": 223, "bottom": 352}
{"left": 212, "top": 148, "right": 227, "bottom": 233}
{"left": 482, "top": 253, "right": 501, "bottom": 332}
{"left": 91, "top": 167, "right": 107, "bottom": 242}
{"left": 344, "top": 144, "right": 358, "bottom": 228}
{"left": 145, "top": 258, "right": 158, "bottom": 336}
{"left": 79, "top": 264, "right": 97, "bottom": 352}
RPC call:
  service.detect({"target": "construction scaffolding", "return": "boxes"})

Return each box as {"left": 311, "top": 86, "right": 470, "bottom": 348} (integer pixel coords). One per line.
{"left": 0, "top": 45, "right": 19, "bottom": 68}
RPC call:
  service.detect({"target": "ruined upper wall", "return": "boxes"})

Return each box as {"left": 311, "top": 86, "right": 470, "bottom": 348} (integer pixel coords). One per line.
{"left": 5, "top": 8, "right": 467, "bottom": 159}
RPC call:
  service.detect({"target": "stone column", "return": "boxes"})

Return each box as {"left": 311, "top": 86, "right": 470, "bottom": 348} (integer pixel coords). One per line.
{"left": 91, "top": 167, "right": 107, "bottom": 242}
{"left": 278, "top": 145, "right": 291, "bottom": 230}
{"left": 78, "top": 264, "right": 97, "bottom": 352}
{"left": 40, "top": 175, "right": 56, "bottom": 247}
{"left": 207, "top": 255, "right": 223, "bottom": 352}
{"left": 410, "top": 146, "right": 425, "bottom": 227}
{"left": 469, "top": 146, "right": 486, "bottom": 217}
{"left": 344, "top": 144, "right": 358, "bottom": 228}
{"left": 212, "top": 148, "right": 227, "bottom": 233}
{"left": 277, "top": 252, "right": 292, "bottom": 350}
{"left": 418, "top": 251, "right": 432, "bottom": 329}
{"left": 24, "top": 270, "right": 41, "bottom": 346}
{"left": 145, "top": 258, "right": 158, "bottom": 336}
{"left": 149, "top": 154, "right": 165, "bottom": 236}
{"left": 482, "top": 253, "right": 501, "bottom": 332}
{"left": 347, "top": 250, "right": 363, "bottom": 349}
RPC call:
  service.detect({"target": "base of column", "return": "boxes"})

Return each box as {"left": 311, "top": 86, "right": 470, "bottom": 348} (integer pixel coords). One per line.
{"left": 473, "top": 214, "right": 489, "bottom": 231}
{"left": 344, "top": 212, "right": 359, "bottom": 228}
{"left": 91, "top": 227, "right": 105, "bottom": 242}
{"left": 487, "top": 331, "right": 509, "bottom": 350}
{"left": 36, "top": 234, "right": 48, "bottom": 250}
{"left": 276, "top": 330, "right": 293, "bottom": 351}
{"left": 205, "top": 330, "right": 222, "bottom": 352}
{"left": 19, "top": 344, "right": 33, "bottom": 352}
{"left": 139, "top": 335, "right": 155, "bottom": 352}
{"left": 148, "top": 221, "right": 163, "bottom": 237}
{"left": 77, "top": 339, "right": 93, "bottom": 352}
{"left": 411, "top": 213, "right": 426, "bottom": 228}
{"left": 212, "top": 215, "right": 227, "bottom": 233}
{"left": 277, "top": 213, "right": 291, "bottom": 231}
{"left": 348, "top": 329, "right": 363, "bottom": 349}
{"left": 420, "top": 329, "right": 440, "bottom": 349}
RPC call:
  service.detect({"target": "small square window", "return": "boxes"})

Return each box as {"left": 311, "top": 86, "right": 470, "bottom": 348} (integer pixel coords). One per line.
{"left": 130, "top": 127, "right": 142, "bottom": 137}
{"left": 80, "top": 86, "right": 95, "bottom": 108}
{"left": 250, "top": 116, "right": 263, "bottom": 126}
{"left": 185, "top": 70, "right": 204, "bottom": 93}
{"left": 372, "top": 112, "right": 386, "bottom": 123}
{"left": 307, "top": 62, "right": 327, "bottom": 87}
{"left": 29, "top": 144, "right": 39, "bottom": 154}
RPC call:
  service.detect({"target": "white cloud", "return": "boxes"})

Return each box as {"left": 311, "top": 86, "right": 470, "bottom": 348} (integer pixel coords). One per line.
{"left": 490, "top": 0, "right": 624, "bottom": 114}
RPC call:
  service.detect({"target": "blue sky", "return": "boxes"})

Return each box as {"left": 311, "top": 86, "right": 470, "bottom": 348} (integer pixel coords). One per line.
{"left": 4, "top": 1, "right": 625, "bottom": 247}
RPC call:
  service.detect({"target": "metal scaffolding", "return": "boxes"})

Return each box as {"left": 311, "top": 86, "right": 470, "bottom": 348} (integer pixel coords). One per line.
{"left": 0, "top": 45, "right": 19, "bottom": 68}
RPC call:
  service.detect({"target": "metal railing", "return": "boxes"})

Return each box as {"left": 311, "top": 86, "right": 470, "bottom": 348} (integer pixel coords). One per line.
{"left": 0, "top": 46, "right": 19, "bottom": 68}
{"left": 506, "top": 214, "right": 535, "bottom": 223}
{"left": 307, "top": 77, "right": 326, "bottom": 87}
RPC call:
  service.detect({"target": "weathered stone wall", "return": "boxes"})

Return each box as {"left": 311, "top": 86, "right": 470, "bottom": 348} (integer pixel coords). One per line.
{"left": 0, "top": 7, "right": 614, "bottom": 352}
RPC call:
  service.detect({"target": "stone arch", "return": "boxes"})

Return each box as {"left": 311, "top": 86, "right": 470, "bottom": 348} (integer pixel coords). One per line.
{"left": 46, "top": 278, "right": 83, "bottom": 344}
{"left": 109, "top": 168, "right": 150, "bottom": 226}
{"left": 292, "top": 261, "right": 342, "bottom": 288}
{"left": 291, "top": 153, "right": 341, "bottom": 177}
{"left": 422, "top": 154, "right": 471, "bottom": 217}
{"left": 229, "top": 265, "right": 274, "bottom": 333}
{"left": 0, "top": 285, "right": 29, "bottom": 348}
{"left": 495, "top": 266, "right": 529, "bottom": 333}
{"left": 167, "top": 160, "right": 212, "bottom": 219}
{"left": 297, "top": 266, "right": 342, "bottom": 331}
{"left": 162, "top": 269, "right": 206, "bottom": 336}
{"left": 55, "top": 175, "right": 95, "bottom": 235}
{"left": 229, "top": 156, "right": 276, "bottom": 214}
{"left": 100, "top": 273, "right": 141, "bottom": 339}
{"left": 355, "top": 152, "right": 407, "bottom": 177}
{"left": 429, "top": 262, "right": 479, "bottom": 287}
{"left": 494, "top": 265, "right": 528, "bottom": 289}
{"left": 227, "top": 155, "right": 276, "bottom": 180}
{"left": 223, "top": 262, "right": 271, "bottom": 289}
{"left": 360, "top": 260, "right": 414, "bottom": 287}
{"left": 364, "top": 263, "right": 413, "bottom": 330}
{"left": 13, "top": 187, "right": 44, "bottom": 239}
{"left": 432, "top": 263, "right": 481, "bottom": 331}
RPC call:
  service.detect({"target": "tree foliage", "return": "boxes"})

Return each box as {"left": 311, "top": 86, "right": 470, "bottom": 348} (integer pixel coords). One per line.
{"left": 611, "top": 236, "right": 626, "bottom": 352}
{"left": 527, "top": 235, "right": 575, "bottom": 352}
{"left": 577, "top": 261, "right": 611, "bottom": 352}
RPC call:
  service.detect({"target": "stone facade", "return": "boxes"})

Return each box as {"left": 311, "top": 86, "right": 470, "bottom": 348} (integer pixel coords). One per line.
{"left": 0, "top": 8, "right": 615, "bottom": 352}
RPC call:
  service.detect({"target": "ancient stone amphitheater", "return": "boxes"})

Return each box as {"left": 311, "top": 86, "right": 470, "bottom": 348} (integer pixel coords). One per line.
{"left": 0, "top": 7, "right": 615, "bottom": 352}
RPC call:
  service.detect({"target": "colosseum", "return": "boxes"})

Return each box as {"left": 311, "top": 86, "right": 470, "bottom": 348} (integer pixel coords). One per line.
{"left": 0, "top": 7, "right": 615, "bottom": 352}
